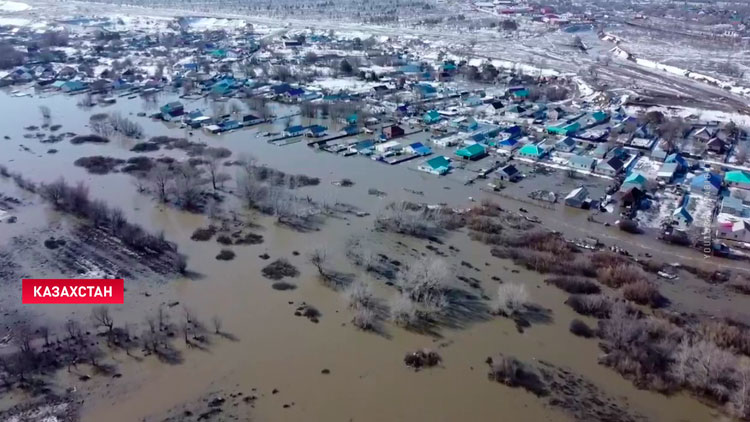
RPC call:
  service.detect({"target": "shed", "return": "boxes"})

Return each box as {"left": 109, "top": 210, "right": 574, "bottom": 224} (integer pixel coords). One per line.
{"left": 565, "top": 186, "right": 589, "bottom": 208}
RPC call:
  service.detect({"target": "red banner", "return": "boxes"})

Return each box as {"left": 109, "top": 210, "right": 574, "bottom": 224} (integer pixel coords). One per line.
{"left": 22, "top": 279, "right": 124, "bottom": 304}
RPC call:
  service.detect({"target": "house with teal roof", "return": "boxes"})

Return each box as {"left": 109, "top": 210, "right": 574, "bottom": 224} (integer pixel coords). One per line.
{"left": 726, "top": 170, "right": 750, "bottom": 190}
{"left": 622, "top": 172, "right": 647, "bottom": 191}
{"left": 456, "top": 144, "right": 487, "bottom": 161}
{"left": 424, "top": 110, "right": 441, "bottom": 124}
{"left": 418, "top": 156, "right": 452, "bottom": 175}
{"left": 547, "top": 121, "right": 580, "bottom": 136}
{"left": 211, "top": 78, "right": 236, "bottom": 96}
{"left": 518, "top": 143, "right": 547, "bottom": 160}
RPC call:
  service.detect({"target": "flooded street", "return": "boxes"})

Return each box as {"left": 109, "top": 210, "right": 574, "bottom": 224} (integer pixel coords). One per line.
{"left": 0, "top": 89, "right": 731, "bottom": 422}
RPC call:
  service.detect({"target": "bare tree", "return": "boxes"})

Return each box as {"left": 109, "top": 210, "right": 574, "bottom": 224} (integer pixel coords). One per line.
{"left": 211, "top": 315, "right": 222, "bottom": 334}
{"left": 91, "top": 306, "right": 114, "bottom": 337}
{"left": 148, "top": 164, "right": 172, "bottom": 203}
{"left": 39, "top": 105, "right": 51, "bottom": 121}
{"left": 397, "top": 257, "right": 451, "bottom": 313}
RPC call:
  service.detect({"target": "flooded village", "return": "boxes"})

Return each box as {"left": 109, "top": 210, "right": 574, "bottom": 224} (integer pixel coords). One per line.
{"left": 2, "top": 0, "right": 750, "bottom": 421}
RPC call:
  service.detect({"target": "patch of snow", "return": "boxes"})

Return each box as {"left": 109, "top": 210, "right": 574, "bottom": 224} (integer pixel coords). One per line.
{"left": 0, "top": 1, "right": 31, "bottom": 12}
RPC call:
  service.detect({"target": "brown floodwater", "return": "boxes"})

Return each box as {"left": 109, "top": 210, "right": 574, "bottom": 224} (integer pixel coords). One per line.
{"left": 0, "top": 89, "right": 738, "bottom": 422}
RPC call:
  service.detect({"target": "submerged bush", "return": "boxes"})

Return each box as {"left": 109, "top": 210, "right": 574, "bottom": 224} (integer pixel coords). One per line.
{"left": 545, "top": 276, "right": 600, "bottom": 295}
{"left": 569, "top": 319, "right": 595, "bottom": 338}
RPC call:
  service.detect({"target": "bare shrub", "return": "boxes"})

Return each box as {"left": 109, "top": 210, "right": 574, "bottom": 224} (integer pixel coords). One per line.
{"left": 486, "top": 355, "right": 547, "bottom": 396}
{"left": 261, "top": 259, "right": 299, "bottom": 280}
{"left": 215, "top": 249, "right": 235, "bottom": 261}
{"left": 622, "top": 280, "right": 666, "bottom": 308}
{"left": 569, "top": 319, "right": 595, "bottom": 338}
{"left": 699, "top": 319, "right": 750, "bottom": 356}
{"left": 404, "top": 349, "right": 441, "bottom": 370}
{"left": 565, "top": 294, "right": 612, "bottom": 318}
{"left": 597, "top": 263, "right": 647, "bottom": 288}
{"left": 494, "top": 283, "right": 529, "bottom": 316}
{"left": 344, "top": 281, "right": 374, "bottom": 310}
{"left": 671, "top": 337, "right": 738, "bottom": 401}
{"left": 352, "top": 307, "right": 376, "bottom": 331}
{"left": 545, "top": 276, "right": 600, "bottom": 295}
{"left": 389, "top": 294, "right": 419, "bottom": 327}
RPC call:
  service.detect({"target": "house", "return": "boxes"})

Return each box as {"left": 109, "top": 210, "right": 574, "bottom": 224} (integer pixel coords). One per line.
{"left": 518, "top": 143, "right": 547, "bottom": 160}
{"left": 657, "top": 162, "right": 679, "bottom": 182}
{"left": 160, "top": 101, "right": 184, "bottom": 121}
{"left": 285, "top": 125, "right": 306, "bottom": 137}
{"left": 451, "top": 117, "right": 478, "bottom": 132}
{"left": 665, "top": 153, "right": 688, "bottom": 172}
{"left": 219, "top": 120, "right": 241, "bottom": 132}
{"left": 547, "top": 122, "right": 580, "bottom": 136}
{"left": 497, "top": 137, "right": 520, "bottom": 153}
{"left": 405, "top": 142, "right": 432, "bottom": 156}
{"left": 595, "top": 156, "right": 625, "bottom": 176}
{"left": 726, "top": 170, "right": 750, "bottom": 190}
{"left": 717, "top": 219, "right": 750, "bottom": 242}
{"left": 689, "top": 172, "right": 721, "bottom": 196}
{"left": 383, "top": 125, "right": 405, "bottom": 139}
{"left": 672, "top": 205, "right": 694, "bottom": 229}
{"left": 651, "top": 145, "right": 668, "bottom": 161}
{"left": 418, "top": 156, "right": 452, "bottom": 175}
{"left": 211, "top": 78, "right": 236, "bottom": 96}
{"left": 271, "top": 83, "right": 292, "bottom": 95}
{"left": 706, "top": 137, "right": 727, "bottom": 154}
{"left": 587, "top": 111, "right": 609, "bottom": 126}
{"left": 721, "top": 196, "right": 747, "bottom": 217}
{"left": 592, "top": 143, "right": 610, "bottom": 159}
{"left": 565, "top": 186, "right": 589, "bottom": 208}
{"left": 568, "top": 155, "right": 596, "bottom": 172}
{"left": 242, "top": 113, "right": 264, "bottom": 126}
{"left": 555, "top": 137, "right": 576, "bottom": 153}
{"left": 375, "top": 140, "right": 402, "bottom": 153}
{"left": 622, "top": 172, "right": 647, "bottom": 191}
{"left": 353, "top": 139, "right": 375, "bottom": 155}
{"left": 204, "top": 124, "right": 222, "bottom": 134}
{"left": 455, "top": 144, "right": 487, "bottom": 161}
{"left": 414, "top": 83, "right": 437, "bottom": 99}
{"left": 306, "top": 125, "right": 328, "bottom": 138}
{"left": 61, "top": 80, "right": 88, "bottom": 93}
{"left": 495, "top": 164, "right": 522, "bottom": 182}
{"left": 424, "top": 110, "right": 442, "bottom": 124}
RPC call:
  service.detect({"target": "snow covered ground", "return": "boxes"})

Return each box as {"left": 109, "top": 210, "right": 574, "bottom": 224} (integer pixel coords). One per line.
{"left": 0, "top": 1, "right": 31, "bottom": 12}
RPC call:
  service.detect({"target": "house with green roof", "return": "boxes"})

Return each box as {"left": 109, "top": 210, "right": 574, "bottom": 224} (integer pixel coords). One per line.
{"left": 518, "top": 143, "right": 547, "bottom": 160}
{"left": 455, "top": 143, "right": 487, "bottom": 161}
{"left": 725, "top": 170, "right": 750, "bottom": 190}
{"left": 423, "top": 110, "right": 441, "bottom": 124}
{"left": 547, "top": 121, "right": 580, "bottom": 136}
{"left": 418, "top": 156, "right": 452, "bottom": 175}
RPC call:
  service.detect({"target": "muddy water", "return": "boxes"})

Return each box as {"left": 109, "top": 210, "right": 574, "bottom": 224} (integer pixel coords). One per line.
{"left": 0, "top": 89, "right": 732, "bottom": 422}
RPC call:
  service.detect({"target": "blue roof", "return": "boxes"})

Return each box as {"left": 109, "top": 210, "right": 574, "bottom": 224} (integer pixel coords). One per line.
{"left": 286, "top": 125, "right": 305, "bottom": 133}
{"left": 499, "top": 138, "right": 519, "bottom": 147}
{"left": 414, "top": 146, "right": 432, "bottom": 156}
{"left": 665, "top": 153, "right": 688, "bottom": 167}
{"left": 472, "top": 133, "right": 487, "bottom": 143}
{"left": 690, "top": 172, "right": 721, "bottom": 190}
{"left": 287, "top": 88, "right": 305, "bottom": 96}
{"left": 355, "top": 140, "right": 375, "bottom": 150}
{"left": 409, "top": 142, "right": 425, "bottom": 149}
{"left": 673, "top": 206, "right": 694, "bottom": 224}
{"left": 307, "top": 125, "right": 327, "bottom": 133}
{"left": 272, "top": 83, "right": 292, "bottom": 94}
